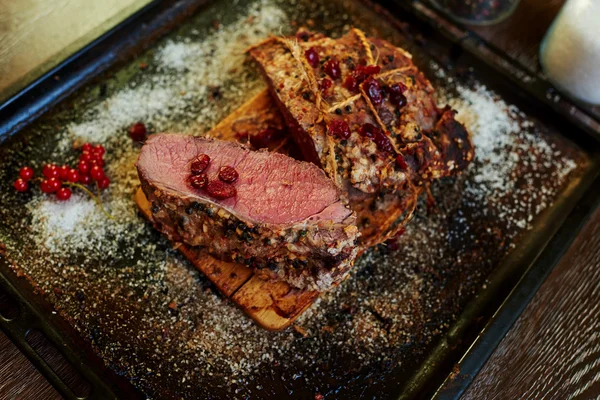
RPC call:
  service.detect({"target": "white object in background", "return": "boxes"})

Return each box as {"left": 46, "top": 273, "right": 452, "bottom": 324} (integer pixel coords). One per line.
{"left": 540, "top": 0, "right": 600, "bottom": 105}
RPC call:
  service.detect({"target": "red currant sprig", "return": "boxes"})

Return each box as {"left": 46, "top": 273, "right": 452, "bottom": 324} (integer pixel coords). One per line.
{"left": 13, "top": 142, "right": 111, "bottom": 209}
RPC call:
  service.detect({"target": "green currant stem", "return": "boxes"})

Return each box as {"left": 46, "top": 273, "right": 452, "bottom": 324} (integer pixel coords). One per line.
{"left": 63, "top": 182, "right": 115, "bottom": 220}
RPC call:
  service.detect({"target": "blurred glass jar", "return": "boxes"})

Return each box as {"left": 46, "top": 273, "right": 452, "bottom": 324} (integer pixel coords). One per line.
{"left": 430, "top": 0, "right": 520, "bottom": 25}
{"left": 540, "top": 0, "right": 600, "bottom": 105}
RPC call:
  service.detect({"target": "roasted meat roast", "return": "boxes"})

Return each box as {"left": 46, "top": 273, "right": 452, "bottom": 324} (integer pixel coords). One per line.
{"left": 250, "top": 28, "right": 473, "bottom": 247}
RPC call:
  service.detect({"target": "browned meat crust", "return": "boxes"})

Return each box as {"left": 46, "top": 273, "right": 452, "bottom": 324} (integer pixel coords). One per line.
{"left": 141, "top": 180, "right": 358, "bottom": 291}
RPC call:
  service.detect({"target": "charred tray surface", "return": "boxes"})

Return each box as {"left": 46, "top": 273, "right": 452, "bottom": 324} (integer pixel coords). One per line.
{"left": 0, "top": 0, "right": 598, "bottom": 399}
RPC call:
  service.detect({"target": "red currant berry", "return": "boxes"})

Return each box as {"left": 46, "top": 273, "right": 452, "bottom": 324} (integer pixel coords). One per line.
{"left": 97, "top": 176, "right": 110, "bottom": 189}
{"left": 13, "top": 178, "right": 29, "bottom": 192}
{"left": 81, "top": 143, "right": 93, "bottom": 152}
{"left": 90, "top": 158, "right": 105, "bottom": 167}
{"left": 319, "top": 78, "right": 333, "bottom": 95}
{"left": 323, "top": 58, "right": 341, "bottom": 80}
{"left": 78, "top": 160, "right": 90, "bottom": 174}
{"left": 90, "top": 149, "right": 102, "bottom": 161}
{"left": 396, "top": 154, "right": 408, "bottom": 170}
{"left": 66, "top": 168, "right": 80, "bottom": 183}
{"left": 188, "top": 173, "right": 208, "bottom": 190}
{"left": 358, "top": 123, "right": 378, "bottom": 139}
{"left": 47, "top": 177, "right": 61, "bottom": 192}
{"left": 364, "top": 65, "right": 381, "bottom": 75}
{"left": 80, "top": 174, "right": 92, "bottom": 185}
{"left": 343, "top": 75, "right": 358, "bottom": 91}
{"left": 363, "top": 76, "right": 383, "bottom": 106}
{"left": 190, "top": 154, "right": 210, "bottom": 175}
{"left": 389, "top": 84, "right": 408, "bottom": 108}
{"left": 344, "top": 64, "right": 381, "bottom": 92}
{"left": 304, "top": 47, "right": 319, "bottom": 68}
{"left": 40, "top": 180, "right": 52, "bottom": 193}
{"left": 206, "top": 180, "right": 236, "bottom": 199}
{"left": 374, "top": 130, "right": 394, "bottom": 154}
{"left": 129, "top": 122, "right": 147, "bottom": 141}
{"left": 42, "top": 164, "right": 59, "bottom": 179}
{"left": 328, "top": 119, "right": 351, "bottom": 139}
{"left": 90, "top": 165, "right": 105, "bottom": 181}
{"left": 19, "top": 166, "right": 34, "bottom": 181}
{"left": 80, "top": 151, "right": 92, "bottom": 162}
{"left": 218, "top": 166, "right": 239, "bottom": 183}
{"left": 58, "top": 165, "right": 70, "bottom": 180}
{"left": 56, "top": 187, "right": 72, "bottom": 201}
{"left": 390, "top": 82, "right": 407, "bottom": 94}
{"left": 93, "top": 145, "right": 105, "bottom": 157}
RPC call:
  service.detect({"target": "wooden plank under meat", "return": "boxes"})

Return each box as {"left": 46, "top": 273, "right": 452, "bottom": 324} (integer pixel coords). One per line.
{"left": 135, "top": 89, "right": 319, "bottom": 331}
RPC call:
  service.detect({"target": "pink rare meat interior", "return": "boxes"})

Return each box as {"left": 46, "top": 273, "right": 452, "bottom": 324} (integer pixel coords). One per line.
{"left": 137, "top": 133, "right": 350, "bottom": 225}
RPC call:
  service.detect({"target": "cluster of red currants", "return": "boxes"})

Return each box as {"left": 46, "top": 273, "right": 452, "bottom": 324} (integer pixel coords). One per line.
{"left": 13, "top": 143, "right": 110, "bottom": 201}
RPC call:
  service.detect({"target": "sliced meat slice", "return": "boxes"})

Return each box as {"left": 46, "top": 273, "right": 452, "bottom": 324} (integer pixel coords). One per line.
{"left": 136, "top": 133, "right": 359, "bottom": 291}
{"left": 250, "top": 28, "right": 474, "bottom": 247}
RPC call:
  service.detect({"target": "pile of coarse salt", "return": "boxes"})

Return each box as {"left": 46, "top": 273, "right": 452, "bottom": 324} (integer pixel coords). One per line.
{"left": 27, "top": 178, "right": 145, "bottom": 258}
{"left": 29, "top": 194, "right": 100, "bottom": 253}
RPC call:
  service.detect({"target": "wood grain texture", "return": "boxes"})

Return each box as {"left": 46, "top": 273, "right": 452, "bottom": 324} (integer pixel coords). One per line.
{"left": 0, "top": 0, "right": 152, "bottom": 103}
{"left": 463, "top": 206, "right": 600, "bottom": 400}
{"left": 0, "top": 330, "right": 61, "bottom": 400}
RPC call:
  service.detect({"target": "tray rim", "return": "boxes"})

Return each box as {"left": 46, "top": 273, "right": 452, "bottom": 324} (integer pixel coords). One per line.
{"left": 0, "top": 0, "right": 599, "bottom": 399}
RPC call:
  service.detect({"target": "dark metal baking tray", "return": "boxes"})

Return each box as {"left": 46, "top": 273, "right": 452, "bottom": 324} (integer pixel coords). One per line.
{"left": 0, "top": 0, "right": 599, "bottom": 399}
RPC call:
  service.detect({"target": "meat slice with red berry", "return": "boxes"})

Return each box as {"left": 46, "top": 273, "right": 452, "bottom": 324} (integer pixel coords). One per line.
{"left": 136, "top": 133, "right": 359, "bottom": 291}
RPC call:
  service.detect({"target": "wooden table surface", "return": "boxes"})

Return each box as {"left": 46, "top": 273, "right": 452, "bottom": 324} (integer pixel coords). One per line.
{"left": 0, "top": 0, "right": 151, "bottom": 103}
{"left": 1, "top": 0, "right": 599, "bottom": 399}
